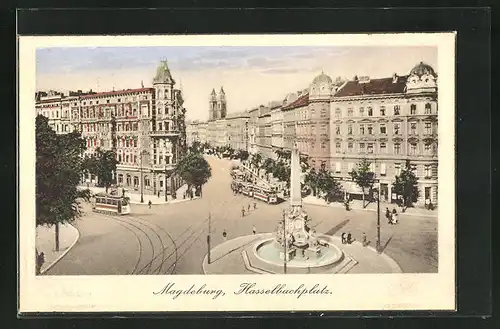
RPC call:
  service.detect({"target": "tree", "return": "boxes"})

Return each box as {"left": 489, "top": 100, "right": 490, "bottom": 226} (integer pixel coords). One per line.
{"left": 83, "top": 147, "right": 118, "bottom": 193}
{"left": 189, "top": 141, "right": 203, "bottom": 154}
{"left": 36, "top": 115, "right": 91, "bottom": 251}
{"left": 275, "top": 149, "right": 291, "bottom": 163}
{"left": 305, "top": 168, "right": 319, "bottom": 196}
{"left": 261, "top": 157, "right": 276, "bottom": 174}
{"left": 349, "top": 158, "right": 376, "bottom": 208}
{"left": 392, "top": 160, "right": 420, "bottom": 211}
{"left": 236, "top": 149, "right": 249, "bottom": 161}
{"left": 174, "top": 152, "right": 212, "bottom": 197}
{"left": 250, "top": 153, "right": 263, "bottom": 169}
{"left": 272, "top": 161, "right": 291, "bottom": 188}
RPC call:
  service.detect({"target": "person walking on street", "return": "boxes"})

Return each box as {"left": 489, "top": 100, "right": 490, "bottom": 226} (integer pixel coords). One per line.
{"left": 222, "top": 229, "right": 227, "bottom": 239}
{"left": 253, "top": 202, "right": 257, "bottom": 210}
{"left": 241, "top": 206, "right": 245, "bottom": 217}
{"left": 252, "top": 225, "right": 256, "bottom": 235}
{"left": 385, "top": 208, "right": 391, "bottom": 224}
{"left": 347, "top": 232, "right": 353, "bottom": 244}
{"left": 148, "top": 200, "right": 152, "bottom": 209}
{"left": 341, "top": 232, "right": 347, "bottom": 244}
{"left": 157, "top": 191, "right": 160, "bottom": 198}
{"left": 248, "top": 204, "right": 251, "bottom": 212}
{"left": 362, "top": 232, "right": 367, "bottom": 247}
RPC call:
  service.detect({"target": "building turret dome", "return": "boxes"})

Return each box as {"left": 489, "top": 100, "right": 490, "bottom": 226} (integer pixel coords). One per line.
{"left": 409, "top": 62, "right": 437, "bottom": 78}
{"left": 311, "top": 71, "right": 333, "bottom": 85}
{"left": 153, "top": 59, "right": 175, "bottom": 85}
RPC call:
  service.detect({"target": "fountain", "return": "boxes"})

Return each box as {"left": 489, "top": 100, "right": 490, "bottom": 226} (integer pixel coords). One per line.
{"left": 252, "top": 142, "right": 344, "bottom": 271}
{"left": 202, "top": 141, "right": 403, "bottom": 275}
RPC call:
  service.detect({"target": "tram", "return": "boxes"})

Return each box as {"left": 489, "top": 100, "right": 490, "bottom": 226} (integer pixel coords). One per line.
{"left": 92, "top": 192, "right": 131, "bottom": 215}
{"left": 252, "top": 186, "right": 278, "bottom": 204}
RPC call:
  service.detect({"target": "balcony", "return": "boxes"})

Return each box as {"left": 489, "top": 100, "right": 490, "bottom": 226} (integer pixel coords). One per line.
{"left": 150, "top": 130, "right": 179, "bottom": 137}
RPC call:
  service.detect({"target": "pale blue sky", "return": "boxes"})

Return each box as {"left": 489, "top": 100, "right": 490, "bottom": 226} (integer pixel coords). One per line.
{"left": 36, "top": 46, "right": 437, "bottom": 121}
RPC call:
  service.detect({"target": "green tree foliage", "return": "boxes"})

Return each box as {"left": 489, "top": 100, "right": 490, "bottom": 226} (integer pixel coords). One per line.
{"left": 83, "top": 147, "right": 118, "bottom": 193}
{"left": 36, "top": 115, "right": 91, "bottom": 250}
{"left": 392, "top": 160, "right": 420, "bottom": 210}
{"left": 271, "top": 162, "right": 291, "bottom": 188}
{"left": 261, "top": 157, "right": 276, "bottom": 174}
{"left": 174, "top": 152, "right": 212, "bottom": 196}
{"left": 189, "top": 141, "right": 204, "bottom": 154}
{"left": 349, "top": 158, "right": 376, "bottom": 208}
{"left": 274, "top": 149, "right": 291, "bottom": 163}
{"left": 305, "top": 167, "right": 343, "bottom": 202}
{"left": 305, "top": 168, "right": 319, "bottom": 196}
{"left": 250, "top": 153, "right": 263, "bottom": 169}
{"left": 236, "top": 149, "right": 249, "bottom": 161}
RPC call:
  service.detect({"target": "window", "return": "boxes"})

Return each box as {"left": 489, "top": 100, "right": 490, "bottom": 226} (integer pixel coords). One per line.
{"left": 425, "top": 143, "right": 432, "bottom": 155}
{"left": 359, "top": 143, "right": 365, "bottom": 152}
{"left": 347, "top": 108, "right": 353, "bottom": 117}
{"left": 425, "top": 103, "right": 432, "bottom": 114}
{"left": 107, "top": 100, "right": 110, "bottom": 104}
{"left": 166, "top": 122, "right": 170, "bottom": 131}
{"left": 368, "top": 125, "right": 373, "bottom": 135}
{"left": 348, "top": 125, "right": 352, "bottom": 135}
{"left": 134, "top": 176, "right": 139, "bottom": 186}
{"left": 335, "top": 162, "right": 341, "bottom": 173}
{"left": 380, "top": 142, "right": 387, "bottom": 153}
{"left": 336, "top": 126, "right": 341, "bottom": 135}
{"left": 410, "top": 164, "right": 418, "bottom": 174}
{"left": 425, "top": 122, "right": 432, "bottom": 134}
{"left": 410, "top": 143, "right": 418, "bottom": 155}
{"left": 336, "top": 142, "right": 341, "bottom": 153}
{"left": 159, "top": 123, "right": 163, "bottom": 131}
{"left": 410, "top": 122, "right": 417, "bottom": 134}
{"left": 367, "top": 143, "right": 374, "bottom": 154}
{"left": 348, "top": 162, "right": 354, "bottom": 172}
{"left": 359, "top": 107, "right": 364, "bottom": 116}
{"left": 321, "top": 142, "right": 326, "bottom": 149}
{"left": 348, "top": 142, "right": 353, "bottom": 153}
{"left": 380, "top": 106, "right": 386, "bottom": 116}
{"left": 335, "top": 108, "right": 341, "bottom": 118}
{"left": 368, "top": 107, "right": 373, "bottom": 116}
{"left": 360, "top": 124, "right": 365, "bottom": 135}
{"left": 394, "top": 123, "right": 400, "bottom": 135}
{"left": 380, "top": 163, "right": 386, "bottom": 176}
{"left": 118, "top": 98, "right": 121, "bottom": 103}
{"left": 424, "top": 164, "right": 432, "bottom": 178}
{"left": 312, "top": 125, "right": 316, "bottom": 134}
{"left": 166, "top": 156, "right": 170, "bottom": 164}
{"left": 380, "top": 124, "right": 386, "bottom": 134}
{"left": 395, "top": 163, "right": 401, "bottom": 176}
{"left": 134, "top": 139, "right": 138, "bottom": 147}
{"left": 410, "top": 104, "right": 417, "bottom": 115}
{"left": 394, "top": 105, "right": 400, "bottom": 115}
{"left": 320, "top": 109, "right": 326, "bottom": 117}
{"left": 321, "top": 124, "right": 327, "bottom": 133}
{"left": 369, "top": 163, "right": 375, "bottom": 173}
{"left": 394, "top": 143, "right": 401, "bottom": 154}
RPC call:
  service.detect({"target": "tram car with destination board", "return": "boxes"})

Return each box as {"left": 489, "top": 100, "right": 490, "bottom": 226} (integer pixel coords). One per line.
{"left": 252, "top": 186, "right": 278, "bottom": 204}
{"left": 92, "top": 192, "right": 131, "bottom": 215}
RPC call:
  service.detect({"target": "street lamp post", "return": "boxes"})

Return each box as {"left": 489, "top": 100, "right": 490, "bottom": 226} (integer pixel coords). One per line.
{"left": 140, "top": 151, "right": 144, "bottom": 203}
{"left": 283, "top": 212, "right": 287, "bottom": 274}
{"left": 375, "top": 181, "right": 381, "bottom": 253}
{"left": 207, "top": 212, "right": 211, "bottom": 264}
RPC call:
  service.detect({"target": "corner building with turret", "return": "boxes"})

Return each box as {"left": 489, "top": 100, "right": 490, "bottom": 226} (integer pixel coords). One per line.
{"left": 35, "top": 60, "right": 188, "bottom": 197}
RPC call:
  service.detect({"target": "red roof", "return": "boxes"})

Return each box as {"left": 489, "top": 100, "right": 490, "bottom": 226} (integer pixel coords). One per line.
{"left": 282, "top": 93, "right": 309, "bottom": 110}
{"left": 80, "top": 87, "right": 154, "bottom": 99}
{"left": 334, "top": 76, "right": 408, "bottom": 97}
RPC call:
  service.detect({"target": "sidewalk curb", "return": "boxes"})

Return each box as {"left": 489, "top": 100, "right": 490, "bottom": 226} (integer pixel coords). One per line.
{"left": 40, "top": 224, "right": 80, "bottom": 275}
{"left": 129, "top": 197, "right": 200, "bottom": 205}
{"left": 303, "top": 200, "right": 437, "bottom": 219}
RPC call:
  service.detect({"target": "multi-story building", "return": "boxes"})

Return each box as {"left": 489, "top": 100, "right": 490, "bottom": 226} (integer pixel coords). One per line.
{"left": 329, "top": 62, "right": 438, "bottom": 205}
{"left": 256, "top": 106, "right": 272, "bottom": 158}
{"left": 183, "top": 61, "right": 438, "bottom": 206}
{"left": 225, "top": 111, "right": 250, "bottom": 151}
{"left": 35, "top": 60, "right": 187, "bottom": 197}
{"left": 270, "top": 102, "right": 284, "bottom": 158}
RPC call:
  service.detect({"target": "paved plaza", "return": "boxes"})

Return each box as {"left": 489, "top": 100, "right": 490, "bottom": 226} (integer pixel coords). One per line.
{"left": 44, "top": 156, "right": 438, "bottom": 275}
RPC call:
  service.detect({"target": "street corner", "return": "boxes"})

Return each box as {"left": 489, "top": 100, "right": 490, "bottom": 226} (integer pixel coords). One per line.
{"left": 36, "top": 223, "right": 80, "bottom": 275}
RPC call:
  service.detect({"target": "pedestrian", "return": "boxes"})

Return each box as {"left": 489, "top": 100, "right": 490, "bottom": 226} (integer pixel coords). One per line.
{"left": 254, "top": 202, "right": 257, "bottom": 210}
{"left": 362, "top": 232, "right": 367, "bottom": 247}
{"left": 241, "top": 206, "right": 245, "bottom": 217}
{"left": 252, "top": 225, "right": 256, "bottom": 234}
{"left": 248, "top": 204, "right": 251, "bottom": 212}
{"left": 222, "top": 229, "right": 227, "bottom": 239}
{"left": 385, "top": 208, "right": 391, "bottom": 223}
{"left": 157, "top": 191, "right": 160, "bottom": 198}
{"left": 341, "top": 232, "right": 347, "bottom": 244}
{"left": 347, "top": 232, "right": 353, "bottom": 244}
{"left": 148, "top": 200, "right": 152, "bottom": 209}
{"left": 392, "top": 212, "right": 399, "bottom": 224}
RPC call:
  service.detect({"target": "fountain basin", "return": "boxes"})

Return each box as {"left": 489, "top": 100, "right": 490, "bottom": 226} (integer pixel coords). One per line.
{"left": 253, "top": 237, "right": 344, "bottom": 269}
